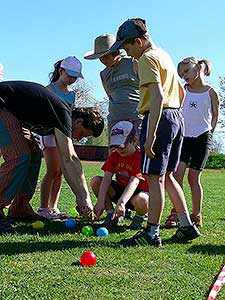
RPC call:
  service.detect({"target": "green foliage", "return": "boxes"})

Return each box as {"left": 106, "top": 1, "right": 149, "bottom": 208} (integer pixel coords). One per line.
{"left": 0, "top": 163, "right": 224, "bottom": 300}
{"left": 205, "top": 153, "right": 225, "bottom": 169}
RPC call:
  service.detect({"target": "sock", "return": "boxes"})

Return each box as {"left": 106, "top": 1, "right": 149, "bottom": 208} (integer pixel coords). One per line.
{"left": 177, "top": 212, "right": 192, "bottom": 227}
{"left": 38, "top": 207, "right": 48, "bottom": 211}
{"left": 145, "top": 223, "right": 160, "bottom": 238}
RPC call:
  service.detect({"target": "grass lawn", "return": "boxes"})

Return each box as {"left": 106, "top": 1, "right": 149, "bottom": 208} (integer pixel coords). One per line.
{"left": 0, "top": 161, "right": 224, "bottom": 300}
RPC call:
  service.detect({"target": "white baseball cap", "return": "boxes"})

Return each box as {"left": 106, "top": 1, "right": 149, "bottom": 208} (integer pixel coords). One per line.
{"left": 60, "top": 56, "right": 84, "bottom": 79}
{"left": 110, "top": 121, "right": 136, "bottom": 149}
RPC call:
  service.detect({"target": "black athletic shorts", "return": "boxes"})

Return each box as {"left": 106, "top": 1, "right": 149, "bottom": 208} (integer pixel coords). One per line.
{"left": 110, "top": 180, "right": 148, "bottom": 210}
{"left": 180, "top": 130, "right": 213, "bottom": 171}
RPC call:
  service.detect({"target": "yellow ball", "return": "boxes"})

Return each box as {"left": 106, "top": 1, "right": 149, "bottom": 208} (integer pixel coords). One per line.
{"left": 32, "top": 221, "right": 44, "bottom": 229}
{"left": 94, "top": 212, "right": 106, "bottom": 221}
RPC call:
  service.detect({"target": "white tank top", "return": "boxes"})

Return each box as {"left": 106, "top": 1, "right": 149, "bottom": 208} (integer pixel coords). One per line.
{"left": 182, "top": 87, "right": 212, "bottom": 137}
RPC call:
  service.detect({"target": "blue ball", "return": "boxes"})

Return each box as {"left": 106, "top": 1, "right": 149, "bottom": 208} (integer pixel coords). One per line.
{"left": 65, "top": 218, "right": 77, "bottom": 228}
{"left": 96, "top": 227, "right": 109, "bottom": 237}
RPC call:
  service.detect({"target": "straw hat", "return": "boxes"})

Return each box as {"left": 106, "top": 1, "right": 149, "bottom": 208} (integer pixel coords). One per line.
{"left": 84, "top": 34, "right": 116, "bottom": 60}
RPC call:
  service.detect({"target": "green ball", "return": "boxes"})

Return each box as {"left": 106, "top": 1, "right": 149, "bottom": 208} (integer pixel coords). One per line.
{"left": 32, "top": 221, "right": 44, "bottom": 229}
{"left": 69, "top": 207, "right": 79, "bottom": 217}
{"left": 81, "top": 225, "right": 94, "bottom": 236}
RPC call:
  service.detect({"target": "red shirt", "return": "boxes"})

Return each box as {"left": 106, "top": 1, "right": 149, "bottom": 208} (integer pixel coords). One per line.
{"left": 102, "top": 149, "right": 149, "bottom": 192}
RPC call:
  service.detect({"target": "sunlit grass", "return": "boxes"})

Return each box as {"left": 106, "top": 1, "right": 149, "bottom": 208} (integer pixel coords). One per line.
{"left": 0, "top": 162, "right": 224, "bottom": 300}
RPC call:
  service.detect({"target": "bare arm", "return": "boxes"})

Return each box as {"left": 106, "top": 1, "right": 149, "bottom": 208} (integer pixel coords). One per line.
{"left": 210, "top": 88, "right": 220, "bottom": 133}
{"left": 54, "top": 128, "right": 93, "bottom": 219}
{"left": 94, "top": 171, "right": 113, "bottom": 217}
{"left": 142, "top": 82, "right": 164, "bottom": 158}
{"left": 178, "top": 81, "right": 185, "bottom": 107}
{"left": 113, "top": 176, "right": 140, "bottom": 218}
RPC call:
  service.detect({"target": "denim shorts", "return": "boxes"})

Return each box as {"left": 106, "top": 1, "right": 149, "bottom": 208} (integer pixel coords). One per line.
{"left": 140, "top": 109, "right": 184, "bottom": 175}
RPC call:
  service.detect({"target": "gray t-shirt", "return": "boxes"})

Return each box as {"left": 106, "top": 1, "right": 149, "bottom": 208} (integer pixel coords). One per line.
{"left": 100, "top": 56, "right": 140, "bottom": 126}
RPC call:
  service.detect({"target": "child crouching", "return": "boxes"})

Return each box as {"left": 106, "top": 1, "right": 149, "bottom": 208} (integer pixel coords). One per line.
{"left": 90, "top": 121, "right": 149, "bottom": 230}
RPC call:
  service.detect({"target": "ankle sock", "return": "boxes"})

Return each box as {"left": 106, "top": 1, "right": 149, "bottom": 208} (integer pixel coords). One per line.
{"left": 177, "top": 212, "right": 192, "bottom": 227}
{"left": 145, "top": 223, "right": 160, "bottom": 238}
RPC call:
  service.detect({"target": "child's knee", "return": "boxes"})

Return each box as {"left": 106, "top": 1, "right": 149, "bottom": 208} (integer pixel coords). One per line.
{"left": 132, "top": 193, "right": 149, "bottom": 213}
{"left": 90, "top": 176, "right": 102, "bottom": 189}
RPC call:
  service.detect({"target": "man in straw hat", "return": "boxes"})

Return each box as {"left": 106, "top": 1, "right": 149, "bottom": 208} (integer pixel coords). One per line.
{"left": 84, "top": 34, "right": 142, "bottom": 136}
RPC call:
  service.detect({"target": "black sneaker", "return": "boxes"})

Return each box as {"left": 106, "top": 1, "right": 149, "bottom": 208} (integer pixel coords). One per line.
{"left": 129, "top": 215, "right": 144, "bottom": 230}
{"left": 172, "top": 225, "right": 201, "bottom": 241}
{"left": 102, "top": 213, "right": 118, "bottom": 229}
{"left": 0, "top": 217, "right": 15, "bottom": 233}
{"left": 124, "top": 209, "right": 132, "bottom": 220}
{"left": 121, "top": 230, "right": 162, "bottom": 247}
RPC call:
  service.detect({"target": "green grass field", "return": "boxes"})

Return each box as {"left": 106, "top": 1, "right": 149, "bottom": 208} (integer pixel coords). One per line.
{"left": 0, "top": 162, "right": 224, "bottom": 300}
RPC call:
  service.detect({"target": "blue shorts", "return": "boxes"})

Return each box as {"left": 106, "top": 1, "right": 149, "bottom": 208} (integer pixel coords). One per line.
{"left": 180, "top": 131, "right": 212, "bottom": 171}
{"left": 140, "top": 109, "right": 184, "bottom": 175}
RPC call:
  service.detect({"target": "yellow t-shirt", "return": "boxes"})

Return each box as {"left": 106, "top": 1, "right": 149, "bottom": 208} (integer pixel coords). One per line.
{"left": 138, "top": 47, "right": 184, "bottom": 114}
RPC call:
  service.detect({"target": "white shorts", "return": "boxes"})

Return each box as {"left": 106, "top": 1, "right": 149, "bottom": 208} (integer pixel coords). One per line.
{"left": 39, "top": 134, "right": 56, "bottom": 151}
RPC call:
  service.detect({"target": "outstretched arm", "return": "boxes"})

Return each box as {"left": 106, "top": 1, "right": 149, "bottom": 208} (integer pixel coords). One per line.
{"left": 113, "top": 176, "right": 140, "bottom": 219}
{"left": 94, "top": 171, "right": 113, "bottom": 217}
{"left": 143, "top": 82, "right": 164, "bottom": 159}
{"left": 54, "top": 128, "right": 93, "bottom": 219}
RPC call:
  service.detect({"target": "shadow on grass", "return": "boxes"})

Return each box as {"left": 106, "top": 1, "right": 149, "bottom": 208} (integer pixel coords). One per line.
{"left": 161, "top": 235, "right": 225, "bottom": 251}
{"left": 0, "top": 221, "right": 131, "bottom": 255}
{"left": 187, "top": 244, "right": 225, "bottom": 255}
{"left": 10, "top": 221, "right": 129, "bottom": 236}
{"left": 0, "top": 238, "right": 120, "bottom": 256}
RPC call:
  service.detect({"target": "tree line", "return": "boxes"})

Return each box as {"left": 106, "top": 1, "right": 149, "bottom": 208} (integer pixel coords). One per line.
{"left": 71, "top": 77, "right": 225, "bottom": 153}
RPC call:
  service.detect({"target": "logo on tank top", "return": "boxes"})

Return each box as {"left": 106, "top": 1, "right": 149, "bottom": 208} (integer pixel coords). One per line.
{"left": 111, "top": 74, "right": 130, "bottom": 82}
{"left": 189, "top": 101, "right": 197, "bottom": 108}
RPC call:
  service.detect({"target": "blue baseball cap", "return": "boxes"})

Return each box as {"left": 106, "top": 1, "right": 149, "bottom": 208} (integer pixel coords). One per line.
{"left": 110, "top": 18, "right": 147, "bottom": 52}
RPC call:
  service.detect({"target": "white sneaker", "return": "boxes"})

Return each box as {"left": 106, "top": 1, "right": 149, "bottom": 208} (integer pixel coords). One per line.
{"left": 51, "top": 208, "right": 68, "bottom": 220}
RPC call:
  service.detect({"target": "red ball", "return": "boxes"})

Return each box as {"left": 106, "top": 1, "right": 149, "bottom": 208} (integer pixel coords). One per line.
{"left": 80, "top": 251, "right": 97, "bottom": 267}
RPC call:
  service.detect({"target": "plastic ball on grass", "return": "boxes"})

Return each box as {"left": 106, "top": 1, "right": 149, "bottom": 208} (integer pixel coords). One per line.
{"left": 65, "top": 218, "right": 77, "bottom": 229}
{"left": 80, "top": 251, "right": 97, "bottom": 267}
{"left": 96, "top": 227, "right": 109, "bottom": 237}
{"left": 81, "top": 225, "right": 94, "bottom": 236}
{"left": 94, "top": 212, "right": 106, "bottom": 221}
{"left": 69, "top": 207, "right": 79, "bottom": 217}
{"left": 32, "top": 221, "right": 44, "bottom": 229}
